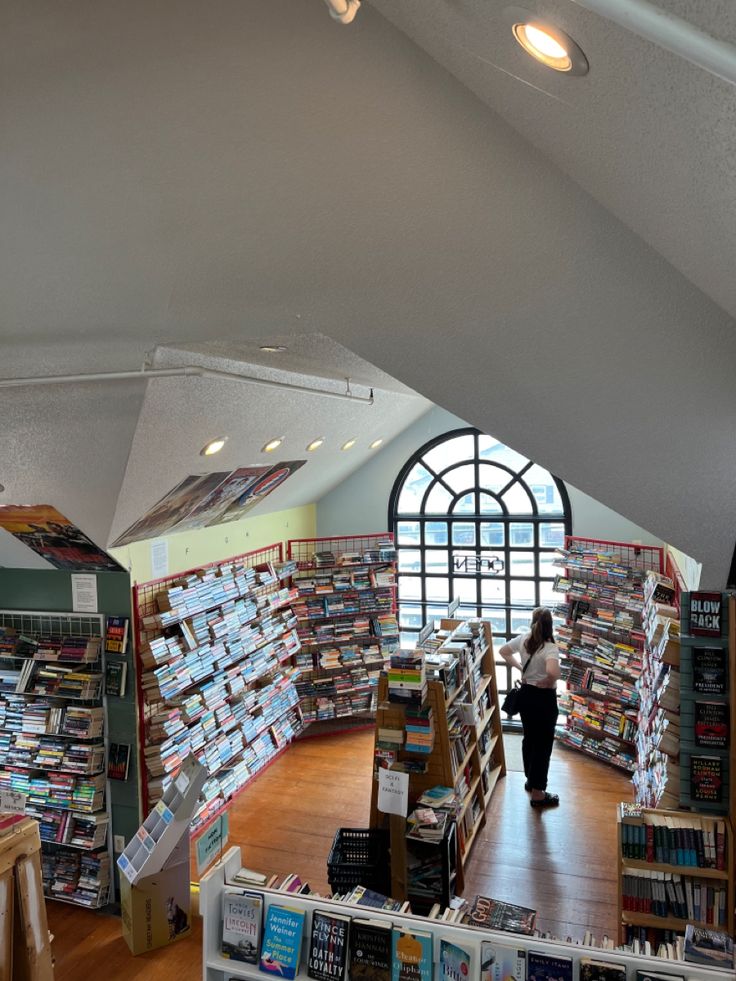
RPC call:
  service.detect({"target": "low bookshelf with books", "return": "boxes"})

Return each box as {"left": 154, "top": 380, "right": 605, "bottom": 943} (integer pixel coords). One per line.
{"left": 0, "top": 610, "right": 112, "bottom": 909}
{"left": 553, "top": 537, "right": 665, "bottom": 773}
{"left": 617, "top": 803, "right": 735, "bottom": 946}
{"left": 132, "top": 544, "right": 305, "bottom": 834}
{"left": 200, "top": 845, "right": 735, "bottom": 981}
{"left": 287, "top": 534, "right": 399, "bottom": 723}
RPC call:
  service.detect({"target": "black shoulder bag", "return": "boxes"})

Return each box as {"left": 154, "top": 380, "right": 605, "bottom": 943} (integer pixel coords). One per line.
{"left": 501, "top": 648, "right": 535, "bottom": 717}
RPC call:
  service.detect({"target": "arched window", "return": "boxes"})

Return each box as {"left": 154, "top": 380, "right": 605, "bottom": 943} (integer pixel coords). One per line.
{"left": 388, "top": 428, "right": 571, "bottom": 697}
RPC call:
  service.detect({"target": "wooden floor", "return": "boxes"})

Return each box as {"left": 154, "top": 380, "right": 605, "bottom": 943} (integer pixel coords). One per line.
{"left": 47, "top": 729, "right": 630, "bottom": 978}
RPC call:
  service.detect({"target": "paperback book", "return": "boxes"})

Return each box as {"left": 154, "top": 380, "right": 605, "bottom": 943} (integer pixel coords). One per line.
{"left": 463, "top": 895, "right": 536, "bottom": 935}
{"left": 104, "top": 659, "right": 127, "bottom": 697}
{"left": 439, "top": 939, "right": 472, "bottom": 981}
{"left": 693, "top": 701, "right": 729, "bottom": 749}
{"left": 526, "top": 950, "right": 574, "bottom": 981}
{"left": 480, "top": 942, "right": 526, "bottom": 981}
{"left": 690, "top": 755, "right": 723, "bottom": 803}
{"left": 692, "top": 647, "right": 727, "bottom": 695}
{"left": 350, "top": 919, "right": 392, "bottom": 981}
{"left": 579, "top": 957, "right": 627, "bottom": 981}
{"left": 107, "top": 743, "right": 131, "bottom": 781}
{"left": 391, "top": 927, "right": 433, "bottom": 981}
{"left": 259, "top": 905, "right": 305, "bottom": 980}
{"left": 104, "top": 616, "right": 129, "bottom": 655}
{"left": 221, "top": 889, "right": 263, "bottom": 964}
{"left": 683, "top": 925, "right": 734, "bottom": 968}
{"left": 307, "top": 909, "right": 351, "bottom": 981}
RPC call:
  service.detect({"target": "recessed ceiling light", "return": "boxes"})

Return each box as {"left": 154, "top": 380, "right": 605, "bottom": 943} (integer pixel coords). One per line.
{"left": 259, "top": 345, "right": 288, "bottom": 353}
{"left": 200, "top": 437, "right": 228, "bottom": 456}
{"left": 369, "top": 439, "right": 384, "bottom": 450}
{"left": 306, "top": 438, "right": 325, "bottom": 452}
{"left": 262, "top": 437, "right": 283, "bottom": 453}
{"left": 507, "top": 8, "right": 588, "bottom": 75}
{"left": 341, "top": 439, "right": 357, "bottom": 451}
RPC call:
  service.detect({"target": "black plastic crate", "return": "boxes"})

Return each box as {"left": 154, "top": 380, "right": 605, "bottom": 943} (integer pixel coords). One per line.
{"left": 327, "top": 827, "right": 390, "bottom": 893}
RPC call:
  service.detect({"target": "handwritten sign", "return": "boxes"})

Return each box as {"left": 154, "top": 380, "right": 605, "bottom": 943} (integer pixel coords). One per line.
{"left": 0, "top": 789, "right": 27, "bottom": 814}
{"left": 196, "top": 812, "right": 229, "bottom": 874}
{"left": 377, "top": 768, "right": 409, "bottom": 817}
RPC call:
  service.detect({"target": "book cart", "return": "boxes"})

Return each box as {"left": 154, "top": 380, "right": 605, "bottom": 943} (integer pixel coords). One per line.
{"left": 0, "top": 609, "right": 112, "bottom": 909}
{"left": 286, "top": 534, "right": 398, "bottom": 724}
{"left": 553, "top": 536, "right": 665, "bottom": 772}
{"left": 199, "top": 844, "right": 736, "bottom": 981}
{"left": 369, "top": 618, "right": 506, "bottom": 904}
{"left": 132, "top": 543, "right": 304, "bottom": 837}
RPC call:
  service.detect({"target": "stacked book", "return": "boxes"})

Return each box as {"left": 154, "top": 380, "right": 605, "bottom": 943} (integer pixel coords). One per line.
{"left": 404, "top": 703, "right": 434, "bottom": 753}
{"left": 387, "top": 650, "right": 426, "bottom": 707}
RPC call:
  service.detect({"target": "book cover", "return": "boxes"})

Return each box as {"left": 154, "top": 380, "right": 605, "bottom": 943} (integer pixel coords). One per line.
{"left": 689, "top": 593, "right": 723, "bottom": 637}
{"left": 348, "top": 886, "right": 403, "bottom": 912}
{"left": 391, "top": 928, "right": 433, "bottom": 981}
{"left": 526, "top": 950, "right": 573, "bottom": 981}
{"left": 107, "top": 742, "right": 131, "bottom": 781}
{"left": 463, "top": 895, "right": 536, "bottom": 935}
{"left": 480, "top": 942, "right": 525, "bottom": 981}
{"left": 684, "top": 925, "right": 734, "bottom": 968}
{"left": 104, "top": 659, "right": 127, "bottom": 697}
{"left": 692, "top": 647, "right": 727, "bottom": 694}
{"left": 350, "top": 919, "right": 392, "bottom": 981}
{"left": 694, "top": 701, "right": 729, "bottom": 749}
{"left": 691, "top": 755, "right": 723, "bottom": 803}
{"left": 259, "top": 905, "right": 305, "bottom": 980}
{"left": 104, "top": 615, "right": 129, "bottom": 655}
{"left": 307, "top": 909, "right": 351, "bottom": 981}
{"left": 635, "top": 972, "right": 685, "bottom": 981}
{"left": 579, "top": 957, "right": 627, "bottom": 981}
{"left": 439, "top": 939, "right": 471, "bottom": 981}
{"left": 222, "top": 890, "right": 263, "bottom": 963}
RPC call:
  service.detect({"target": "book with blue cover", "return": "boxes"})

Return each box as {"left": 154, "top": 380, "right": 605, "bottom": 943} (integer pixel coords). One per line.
{"left": 259, "top": 904, "right": 305, "bottom": 980}
{"left": 391, "top": 927, "right": 433, "bottom": 981}
{"left": 439, "top": 939, "right": 472, "bottom": 981}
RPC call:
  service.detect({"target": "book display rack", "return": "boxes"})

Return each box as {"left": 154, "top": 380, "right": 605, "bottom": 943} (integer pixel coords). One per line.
{"left": 617, "top": 804, "right": 735, "bottom": 945}
{"left": 553, "top": 537, "right": 665, "bottom": 772}
{"left": 369, "top": 618, "right": 506, "bottom": 904}
{"left": 0, "top": 610, "right": 112, "bottom": 909}
{"left": 132, "top": 544, "right": 305, "bottom": 834}
{"left": 286, "top": 534, "right": 399, "bottom": 722}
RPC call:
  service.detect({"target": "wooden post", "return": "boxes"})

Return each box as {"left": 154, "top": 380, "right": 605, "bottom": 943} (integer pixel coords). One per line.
{"left": 0, "top": 867, "right": 14, "bottom": 981}
{"left": 0, "top": 819, "right": 54, "bottom": 981}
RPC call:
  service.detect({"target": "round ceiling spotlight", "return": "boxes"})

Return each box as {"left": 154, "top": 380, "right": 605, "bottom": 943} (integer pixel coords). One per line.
{"left": 306, "top": 438, "right": 325, "bottom": 452}
{"left": 369, "top": 439, "right": 384, "bottom": 450}
{"left": 341, "top": 439, "right": 357, "bottom": 451}
{"left": 200, "top": 437, "right": 228, "bottom": 456}
{"left": 259, "top": 345, "right": 288, "bottom": 353}
{"left": 506, "top": 7, "right": 588, "bottom": 75}
{"left": 262, "top": 437, "right": 284, "bottom": 453}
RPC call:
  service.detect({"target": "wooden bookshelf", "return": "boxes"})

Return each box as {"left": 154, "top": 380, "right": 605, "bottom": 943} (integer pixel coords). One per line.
{"left": 369, "top": 617, "right": 505, "bottom": 905}
{"left": 616, "top": 805, "right": 734, "bottom": 944}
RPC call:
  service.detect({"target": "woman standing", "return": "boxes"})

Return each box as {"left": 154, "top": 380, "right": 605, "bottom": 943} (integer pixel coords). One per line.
{"left": 499, "top": 607, "right": 561, "bottom": 808}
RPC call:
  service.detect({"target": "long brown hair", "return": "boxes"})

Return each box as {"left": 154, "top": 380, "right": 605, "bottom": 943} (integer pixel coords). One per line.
{"left": 525, "top": 607, "right": 554, "bottom": 656}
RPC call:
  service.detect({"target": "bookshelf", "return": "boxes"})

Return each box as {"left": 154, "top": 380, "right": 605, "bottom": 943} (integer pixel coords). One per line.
{"left": 553, "top": 536, "right": 665, "bottom": 772}
{"left": 0, "top": 609, "right": 112, "bottom": 909}
{"left": 287, "top": 534, "right": 398, "bottom": 723}
{"left": 369, "top": 618, "right": 506, "bottom": 903}
{"left": 617, "top": 805, "right": 734, "bottom": 945}
{"left": 132, "top": 544, "right": 305, "bottom": 835}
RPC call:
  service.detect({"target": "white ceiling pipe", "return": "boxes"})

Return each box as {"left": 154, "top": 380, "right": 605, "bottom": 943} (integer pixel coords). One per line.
{"left": 0, "top": 365, "right": 375, "bottom": 404}
{"left": 571, "top": 0, "right": 736, "bottom": 86}
{"left": 323, "top": 0, "right": 361, "bottom": 25}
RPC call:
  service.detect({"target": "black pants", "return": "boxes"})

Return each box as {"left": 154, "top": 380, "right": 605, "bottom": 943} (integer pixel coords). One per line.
{"left": 518, "top": 685, "right": 558, "bottom": 792}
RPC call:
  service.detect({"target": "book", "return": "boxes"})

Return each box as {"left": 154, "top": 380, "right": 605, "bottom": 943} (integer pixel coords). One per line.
{"left": 579, "top": 957, "right": 627, "bottom": 981}
{"left": 104, "top": 616, "right": 129, "bottom": 655}
{"left": 480, "top": 942, "right": 525, "bottom": 981}
{"left": 439, "top": 939, "right": 472, "bottom": 981}
{"left": 391, "top": 927, "right": 433, "bottom": 981}
{"left": 107, "top": 742, "right": 130, "bottom": 781}
{"left": 259, "top": 905, "right": 305, "bottom": 980}
{"left": 104, "top": 659, "right": 127, "bottom": 697}
{"left": 350, "top": 919, "right": 392, "bottom": 981}
{"left": 694, "top": 701, "right": 729, "bottom": 749}
{"left": 221, "top": 889, "right": 263, "bottom": 964}
{"left": 307, "top": 909, "right": 351, "bottom": 981}
{"left": 526, "top": 950, "right": 573, "bottom": 981}
{"left": 692, "top": 647, "right": 727, "bottom": 694}
{"left": 635, "top": 973, "right": 685, "bottom": 981}
{"left": 683, "top": 925, "right": 734, "bottom": 968}
{"left": 463, "top": 895, "right": 536, "bottom": 935}
{"left": 690, "top": 754, "right": 723, "bottom": 803}
{"left": 346, "top": 886, "right": 403, "bottom": 912}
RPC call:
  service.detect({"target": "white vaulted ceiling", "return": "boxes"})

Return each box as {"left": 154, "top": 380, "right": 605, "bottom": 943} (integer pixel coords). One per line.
{"left": 1, "top": 0, "right": 735, "bottom": 582}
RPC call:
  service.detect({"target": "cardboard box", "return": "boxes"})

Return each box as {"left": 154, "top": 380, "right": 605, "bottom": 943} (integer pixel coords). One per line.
{"left": 120, "top": 832, "right": 192, "bottom": 955}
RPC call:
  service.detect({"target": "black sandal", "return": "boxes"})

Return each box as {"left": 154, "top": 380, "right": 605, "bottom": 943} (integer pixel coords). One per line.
{"left": 524, "top": 781, "right": 531, "bottom": 792}
{"left": 530, "top": 792, "right": 559, "bottom": 808}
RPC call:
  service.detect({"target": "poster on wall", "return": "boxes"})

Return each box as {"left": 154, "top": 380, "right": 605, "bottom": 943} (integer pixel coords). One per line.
{"left": 0, "top": 505, "right": 122, "bottom": 571}
{"left": 111, "top": 461, "right": 307, "bottom": 546}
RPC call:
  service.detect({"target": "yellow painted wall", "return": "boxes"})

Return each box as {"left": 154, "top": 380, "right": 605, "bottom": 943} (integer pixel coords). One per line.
{"left": 109, "top": 504, "right": 316, "bottom": 584}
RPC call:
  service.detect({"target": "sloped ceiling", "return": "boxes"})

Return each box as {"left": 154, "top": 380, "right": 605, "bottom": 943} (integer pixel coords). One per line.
{"left": 1, "top": 0, "right": 735, "bottom": 583}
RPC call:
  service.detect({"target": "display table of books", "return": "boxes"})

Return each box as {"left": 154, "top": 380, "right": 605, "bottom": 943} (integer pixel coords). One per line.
{"left": 201, "top": 845, "right": 735, "bottom": 981}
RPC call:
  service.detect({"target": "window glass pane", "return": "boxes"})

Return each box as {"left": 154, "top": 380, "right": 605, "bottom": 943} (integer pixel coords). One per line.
{"left": 425, "top": 550, "right": 448, "bottom": 573}
{"left": 426, "top": 603, "right": 449, "bottom": 621}
{"left": 524, "top": 464, "right": 564, "bottom": 515}
{"left": 425, "top": 483, "right": 453, "bottom": 513}
{"left": 479, "top": 493, "right": 503, "bottom": 514}
{"left": 510, "top": 579, "right": 535, "bottom": 604}
{"left": 509, "top": 523, "right": 533, "bottom": 546}
{"left": 503, "top": 482, "right": 535, "bottom": 514}
{"left": 452, "top": 493, "right": 475, "bottom": 514}
{"left": 510, "top": 608, "right": 533, "bottom": 633}
{"left": 397, "top": 463, "right": 433, "bottom": 513}
{"left": 426, "top": 577, "right": 449, "bottom": 601}
{"left": 452, "top": 523, "right": 476, "bottom": 547}
{"left": 397, "top": 521, "right": 420, "bottom": 545}
{"left": 443, "top": 463, "right": 476, "bottom": 494}
{"left": 425, "top": 521, "right": 448, "bottom": 545}
{"left": 400, "top": 631, "right": 417, "bottom": 649}
{"left": 539, "top": 580, "right": 557, "bottom": 605}
{"left": 509, "top": 551, "right": 536, "bottom": 576}
{"left": 480, "top": 522, "right": 504, "bottom": 547}
{"left": 398, "top": 575, "right": 421, "bottom": 600}
{"left": 398, "top": 549, "right": 422, "bottom": 573}
{"left": 539, "top": 552, "right": 556, "bottom": 578}
{"left": 456, "top": 604, "right": 478, "bottom": 620}
{"left": 477, "top": 436, "right": 529, "bottom": 471}
{"left": 481, "top": 611, "right": 506, "bottom": 633}
{"left": 477, "top": 462, "right": 512, "bottom": 494}
{"left": 452, "top": 578, "right": 477, "bottom": 602}
{"left": 399, "top": 604, "right": 424, "bottom": 628}
{"left": 479, "top": 551, "right": 506, "bottom": 576}
{"left": 422, "top": 435, "right": 475, "bottom": 473}
{"left": 481, "top": 578, "right": 506, "bottom": 604}
{"left": 539, "top": 522, "right": 565, "bottom": 548}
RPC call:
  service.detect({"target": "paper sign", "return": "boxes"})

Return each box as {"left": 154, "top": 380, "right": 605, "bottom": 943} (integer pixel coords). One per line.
{"left": 377, "top": 768, "right": 409, "bottom": 817}
{"left": 71, "top": 573, "right": 98, "bottom": 612}
{"left": 175, "top": 770, "right": 190, "bottom": 794}
{"left": 196, "top": 812, "right": 229, "bottom": 874}
{"left": 0, "top": 789, "right": 27, "bottom": 814}
{"left": 150, "top": 538, "right": 169, "bottom": 579}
